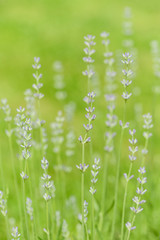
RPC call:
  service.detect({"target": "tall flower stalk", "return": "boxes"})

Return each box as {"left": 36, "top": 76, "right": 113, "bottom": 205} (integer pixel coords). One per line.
{"left": 53, "top": 61, "right": 67, "bottom": 101}
{"left": 99, "top": 32, "right": 117, "bottom": 231}
{"left": 89, "top": 158, "right": 100, "bottom": 240}
{"left": 0, "top": 191, "right": 9, "bottom": 239}
{"left": 1, "top": 99, "right": 23, "bottom": 232}
{"left": 141, "top": 113, "right": 153, "bottom": 165}
{"left": 111, "top": 53, "right": 133, "bottom": 239}
{"left": 126, "top": 167, "right": 147, "bottom": 240}
{"left": 83, "top": 35, "right": 96, "bottom": 93}
{"left": 50, "top": 111, "right": 65, "bottom": 209}
{"left": 77, "top": 92, "right": 96, "bottom": 240}
{"left": 125, "top": 113, "right": 152, "bottom": 239}
{"left": 32, "top": 57, "right": 45, "bottom": 157}
{"left": 121, "top": 129, "right": 138, "bottom": 240}
{"left": 19, "top": 112, "right": 32, "bottom": 240}
{"left": 41, "top": 157, "right": 56, "bottom": 240}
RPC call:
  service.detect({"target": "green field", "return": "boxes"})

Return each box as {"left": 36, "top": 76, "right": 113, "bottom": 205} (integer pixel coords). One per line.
{"left": 0, "top": 0, "right": 160, "bottom": 239}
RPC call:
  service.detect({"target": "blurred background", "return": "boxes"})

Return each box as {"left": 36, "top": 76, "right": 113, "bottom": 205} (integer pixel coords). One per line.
{"left": 0, "top": 0, "right": 160, "bottom": 111}
{"left": 0, "top": 0, "right": 160, "bottom": 239}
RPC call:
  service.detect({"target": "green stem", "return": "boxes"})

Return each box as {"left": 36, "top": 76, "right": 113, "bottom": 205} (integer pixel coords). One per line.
{"left": 46, "top": 201, "right": 50, "bottom": 240}
{"left": 126, "top": 214, "right": 136, "bottom": 240}
{"left": 91, "top": 195, "right": 95, "bottom": 240}
{"left": 0, "top": 145, "right": 4, "bottom": 191}
{"left": 5, "top": 215, "right": 10, "bottom": 240}
{"left": 81, "top": 143, "right": 85, "bottom": 240}
{"left": 85, "top": 224, "right": 89, "bottom": 240}
{"left": 8, "top": 129, "right": 24, "bottom": 236}
{"left": 99, "top": 153, "right": 108, "bottom": 231}
{"left": 27, "top": 160, "right": 37, "bottom": 240}
{"left": 121, "top": 163, "right": 133, "bottom": 240}
{"left": 111, "top": 102, "right": 126, "bottom": 240}
{"left": 23, "top": 180, "right": 30, "bottom": 240}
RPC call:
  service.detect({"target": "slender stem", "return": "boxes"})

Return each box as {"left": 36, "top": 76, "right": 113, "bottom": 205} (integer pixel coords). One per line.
{"left": 99, "top": 152, "right": 108, "bottom": 231}
{"left": 85, "top": 224, "right": 89, "bottom": 240}
{"left": 46, "top": 201, "right": 50, "bottom": 240}
{"left": 111, "top": 102, "right": 126, "bottom": 239}
{"left": 37, "top": 99, "right": 44, "bottom": 157}
{"left": 23, "top": 180, "right": 30, "bottom": 239}
{"left": 57, "top": 151, "right": 65, "bottom": 214}
{"left": 5, "top": 215, "right": 10, "bottom": 240}
{"left": 51, "top": 199, "right": 55, "bottom": 239}
{"left": 81, "top": 143, "right": 85, "bottom": 240}
{"left": 31, "top": 221, "right": 35, "bottom": 240}
{"left": 27, "top": 160, "right": 37, "bottom": 240}
{"left": 141, "top": 137, "right": 148, "bottom": 166}
{"left": 121, "top": 163, "right": 133, "bottom": 240}
{"left": 87, "top": 64, "right": 90, "bottom": 93}
{"left": 126, "top": 214, "right": 136, "bottom": 240}
{"left": 91, "top": 195, "right": 95, "bottom": 240}
{"left": 0, "top": 145, "right": 4, "bottom": 191}
{"left": 8, "top": 128, "right": 24, "bottom": 236}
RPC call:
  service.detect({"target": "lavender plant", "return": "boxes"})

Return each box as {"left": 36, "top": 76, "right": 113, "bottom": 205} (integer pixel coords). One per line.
{"left": 32, "top": 57, "right": 46, "bottom": 156}
{"left": 41, "top": 157, "right": 56, "bottom": 240}
{"left": 99, "top": 31, "right": 118, "bottom": 231}
{"left": 53, "top": 61, "right": 67, "bottom": 100}
{"left": 83, "top": 35, "right": 96, "bottom": 92}
{"left": 111, "top": 52, "right": 133, "bottom": 239}
{"left": 11, "top": 227, "right": 21, "bottom": 240}
{"left": 89, "top": 158, "right": 100, "bottom": 240}
{"left": 1, "top": 99, "right": 23, "bottom": 231}
{"left": 121, "top": 129, "right": 138, "bottom": 240}
{"left": 0, "top": 190, "right": 9, "bottom": 239}
{"left": 125, "top": 167, "right": 147, "bottom": 240}
{"left": 77, "top": 91, "right": 96, "bottom": 240}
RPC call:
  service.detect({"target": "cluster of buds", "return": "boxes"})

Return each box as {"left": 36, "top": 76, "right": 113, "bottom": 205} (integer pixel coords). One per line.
{"left": 19, "top": 112, "right": 32, "bottom": 180}
{"left": 32, "top": 57, "right": 44, "bottom": 100}
{"left": 51, "top": 111, "right": 64, "bottom": 154}
{"left": 121, "top": 53, "right": 133, "bottom": 101}
{"left": 104, "top": 94, "right": 117, "bottom": 152}
{"left": 143, "top": 113, "right": 153, "bottom": 138}
{"left": 128, "top": 129, "right": 138, "bottom": 162}
{"left": 61, "top": 219, "right": 71, "bottom": 239}
{"left": 84, "top": 200, "right": 88, "bottom": 223}
{"left": 124, "top": 129, "right": 138, "bottom": 182}
{"left": 14, "top": 106, "right": 26, "bottom": 145}
{"left": 41, "top": 127, "right": 48, "bottom": 156}
{"left": 122, "top": 7, "right": 134, "bottom": 49}
{"left": 142, "top": 113, "right": 153, "bottom": 155}
{"left": 89, "top": 158, "right": 100, "bottom": 195}
{"left": 1, "top": 99, "right": 13, "bottom": 137}
{"left": 100, "top": 32, "right": 117, "bottom": 93}
{"left": 21, "top": 118, "right": 32, "bottom": 160}
{"left": 11, "top": 227, "right": 21, "bottom": 240}
{"left": 24, "top": 89, "right": 36, "bottom": 120}
{"left": 1, "top": 99, "right": 12, "bottom": 123}
{"left": 78, "top": 92, "right": 96, "bottom": 144}
{"left": 0, "top": 191, "right": 7, "bottom": 216}
{"left": 41, "top": 157, "right": 56, "bottom": 201}
{"left": 26, "top": 197, "right": 33, "bottom": 221}
{"left": 126, "top": 167, "right": 147, "bottom": 232}
{"left": 65, "top": 130, "right": 75, "bottom": 158}
{"left": 76, "top": 163, "right": 89, "bottom": 173}
{"left": 83, "top": 35, "right": 96, "bottom": 90}
{"left": 53, "top": 61, "right": 67, "bottom": 100}
{"left": 78, "top": 200, "right": 88, "bottom": 224}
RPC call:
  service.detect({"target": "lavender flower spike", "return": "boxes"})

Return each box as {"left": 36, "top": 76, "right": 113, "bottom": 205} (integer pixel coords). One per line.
{"left": 121, "top": 53, "right": 133, "bottom": 102}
